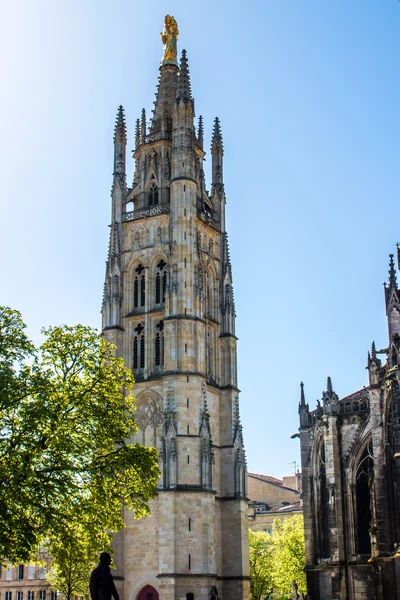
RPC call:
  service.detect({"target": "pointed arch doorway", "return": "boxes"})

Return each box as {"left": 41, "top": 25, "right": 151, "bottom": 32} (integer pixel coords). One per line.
{"left": 136, "top": 585, "right": 159, "bottom": 600}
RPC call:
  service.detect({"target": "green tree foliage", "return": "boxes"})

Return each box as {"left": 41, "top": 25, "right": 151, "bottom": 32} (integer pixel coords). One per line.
{"left": 249, "top": 515, "right": 306, "bottom": 599}
{"left": 249, "top": 529, "right": 273, "bottom": 600}
{"left": 270, "top": 515, "right": 306, "bottom": 598}
{"left": 0, "top": 306, "right": 160, "bottom": 566}
{"left": 46, "top": 524, "right": 99, "bottom": 600}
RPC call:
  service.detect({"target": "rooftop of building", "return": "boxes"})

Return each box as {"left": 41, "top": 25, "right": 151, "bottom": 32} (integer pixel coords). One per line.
{"left": 248, "top": 472, "right": 300, "bottom": 494}
{"left": 249, "top": 500, "right": 302, "bottom": 515}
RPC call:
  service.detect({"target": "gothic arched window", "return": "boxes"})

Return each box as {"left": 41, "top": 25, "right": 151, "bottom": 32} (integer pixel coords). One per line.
{"left": 149, "top": 183, "right": 159, "bottom": 207}
{"left": 133, "top": 323, "right": 145, "bottom": 370}
{"left": 155, "top": 260, "right": 167, "bottom": 304}
{"left": 317, "top": 442, "right": 330, "bottom": 559}
{"left": 355, "top": 442, "right": 374, "bottom": 555}
{"left": 134, "top": 264, "right": 145, "bottom": 309}
{"left": 155, "top": 320, "right": 164, "bottom": 367}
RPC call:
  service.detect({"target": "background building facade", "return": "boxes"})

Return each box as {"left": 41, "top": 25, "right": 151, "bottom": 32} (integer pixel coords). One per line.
{"left": 299, "top": 251, "right": 400, "bottom": 599}
{"left": 101, "top": 17, "right": 249, "bottom": 600}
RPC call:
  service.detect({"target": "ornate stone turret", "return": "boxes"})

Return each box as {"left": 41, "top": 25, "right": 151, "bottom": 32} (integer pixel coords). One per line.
{"left": 322, "top": 376, "right": 339, "bottom": 416}
{"left": 384, "top": 254, "right": 400, "bottom": 341}
{"left": 298, "top": 382, "right": 310, "bottom": 427}
{"left": 367, "top": 341, "right": 382, "bottom": 386}
{"left": 221, "top": 233, "right": 236, "bottom": 336}
{"left": 197, "top": 115, "right": 204, "bottom": 149}
{"left": 211, "top": 116, "right": 224, "bottom": 191}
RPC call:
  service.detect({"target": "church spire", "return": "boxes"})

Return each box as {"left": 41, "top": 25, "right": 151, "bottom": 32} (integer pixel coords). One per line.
{"left": 197, "top": 115, "right": 204, "bottom": 149}
{"left": 140, "top": 108, "right": 147, "bottom": 145}
{"left": 388, "top": 254, "right": 398, "bottom": 290}
{"left": 211, "top": 117, "right": 224, "bottom": 189}
{"left": 300, "top": 381, "right": 306, "bottom": 407}
{"left": 298, "top": 382, "right": 310, "bottom": 427}
{"left": 113, "top": 105, "right": 126, "bottom": 175}
{"left": 135, "top": 118, "right": 140, "bottom": 149}
{"left": 114, "top": 105, "right": 126, "bottom": 144}
{"left": 176, "top": 49, "right": 193, "bottom": 107}
{"left": 149, "top": 16, "right": 179, "bottom": 140}
{"left": 385, "top": 251, "right": 400, "bottom": 341}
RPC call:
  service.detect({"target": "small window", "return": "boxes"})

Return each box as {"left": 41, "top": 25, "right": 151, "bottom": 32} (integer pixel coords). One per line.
{"left": 6, "top": 565, "right": 13, "bottom": 580}
{"left": 28, "top": 592, "right": 35, "bottom": 600}
{"left": 51, "top": 592, "right": 57, "bottom": 600}
{"left": 18, "top": 565, "right": 24, "bottom": 580}
{"left": 39, "top": 593, "right": 46, "bottom": 600}
{"left": 149, "top": 183, "right": 159, "bottom": 207}
{"left": 17, "top": 592, "right": 23, "bottom": 600}
{"left": 5, "top": 592, "right": 12, "bottom": 600}
{"left": 39, "top": 567, "right": 46, "bottom": 580}
{"left": 28, "top": 565, "right": 35, "bottom": 580}
{"left": 186, "top": 595, "right": 194, "bottom": 600}
{"left": 126, "top": 201, "right": 134, "bottom": 212}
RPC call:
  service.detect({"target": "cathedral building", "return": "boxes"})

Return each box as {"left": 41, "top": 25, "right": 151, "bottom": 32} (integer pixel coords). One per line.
{"left": 101, "top": 16, "right": 250, "bottom": 600}
{"left": 298, "top": 250, "right": 400, "bottom": 599}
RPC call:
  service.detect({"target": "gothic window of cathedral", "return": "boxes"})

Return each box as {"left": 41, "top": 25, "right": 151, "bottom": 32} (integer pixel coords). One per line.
{"left": 316, "top": 441, "right": 330, "bottom": 559}
{"left": 155, "top": 259, "right": 167, "bottom": 305}
{"left": 355, "top": 441, "right": 374, "bottom": 555}
{"left": 155, "top": 320, "right": 164, "bottom": 368}
{"left": 134, "top": 264, "right": 145, "bottom": 309}
{"left": 148, "top": 183, "right": 159, "bottom": 207}
{"left": 126, "top": 200, "right": 134, "bottom": 213}
{"left": 133, "top": 323, "right": 145, "bottom": 370}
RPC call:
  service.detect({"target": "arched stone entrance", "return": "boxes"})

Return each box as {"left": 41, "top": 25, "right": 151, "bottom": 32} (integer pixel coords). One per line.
{"left": 136, "top": 585, "right": 159, "bottom": 600}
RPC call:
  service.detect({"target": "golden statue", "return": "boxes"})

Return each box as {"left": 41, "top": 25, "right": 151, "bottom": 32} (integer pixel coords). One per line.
{"left": 161, "top": 15, "right": 179, "bottom": 64}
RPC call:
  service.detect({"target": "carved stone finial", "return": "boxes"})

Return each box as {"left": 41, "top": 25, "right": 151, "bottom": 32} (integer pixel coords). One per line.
{"left": 161, "top": 15, "right": 179, "bottom": 65}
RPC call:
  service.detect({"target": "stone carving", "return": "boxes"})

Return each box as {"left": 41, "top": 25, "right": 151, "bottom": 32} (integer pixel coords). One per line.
{"left": 135, "top": 399, "right": 164, "bottom": 431}
{"left": 163, "top": 152, "right": 171, "bottom": 179}
{"left": 123, "top": 204, "right": 170, "bottom": 222}
{"left": 148, "top": 149, "right": 157, "bottom": 173}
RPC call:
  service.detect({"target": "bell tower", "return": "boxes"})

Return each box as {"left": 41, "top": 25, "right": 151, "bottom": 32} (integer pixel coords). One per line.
{"left": 102, "top": 16, "right": 249, "bottom": 600}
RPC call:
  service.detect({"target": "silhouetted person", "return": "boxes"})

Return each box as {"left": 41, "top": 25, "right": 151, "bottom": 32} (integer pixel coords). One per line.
{"left": 90, "top": 552, "right": 119, "bottom": 600}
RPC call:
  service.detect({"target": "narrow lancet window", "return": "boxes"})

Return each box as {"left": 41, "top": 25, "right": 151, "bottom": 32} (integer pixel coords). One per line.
{"left": 155, "top": 260, "right": 167, "bottom": 304}
{"left": 133, "top": 323, "right": 145, "bottom": 370}
{"left": 356, "top": 444, "right": 373, "bottom": 555}
{"left": 134, "top": 264, "right": 145, "bottom": 309}
{"left": 155, "top": 320, "right": 164, "bottom": 367}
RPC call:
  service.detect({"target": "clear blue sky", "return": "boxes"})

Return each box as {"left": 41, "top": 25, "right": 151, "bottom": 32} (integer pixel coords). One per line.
{"left": 1, "top": 0, "right": 399, "bottom": 478}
